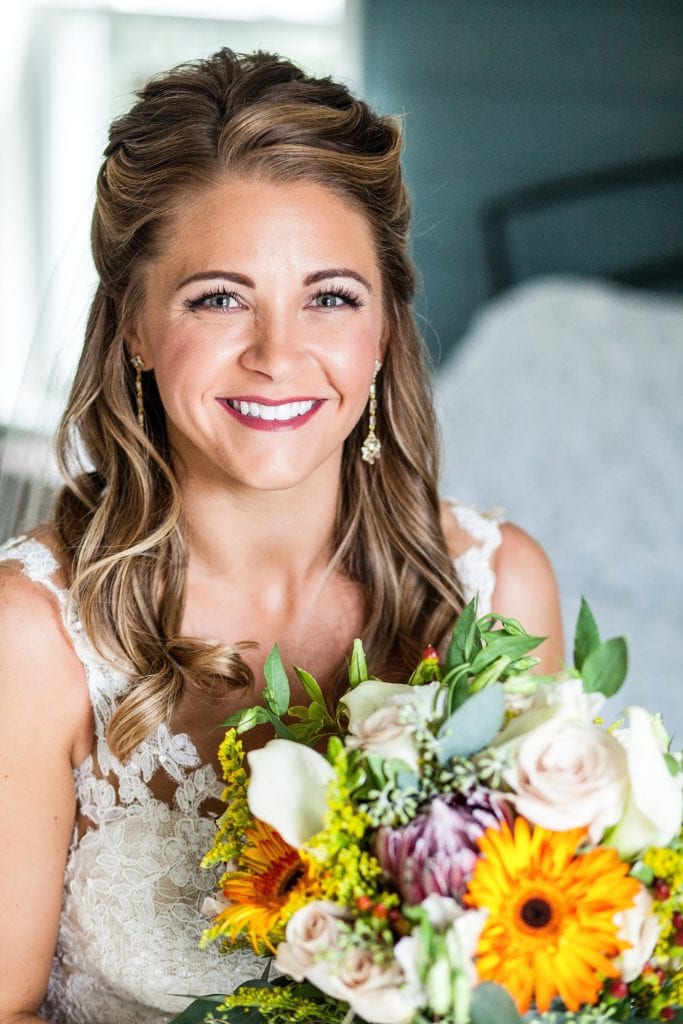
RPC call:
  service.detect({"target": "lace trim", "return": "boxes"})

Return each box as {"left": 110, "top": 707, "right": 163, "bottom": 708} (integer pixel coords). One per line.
{"left": 445, "top": 499, "right": 504, "bottom": 616}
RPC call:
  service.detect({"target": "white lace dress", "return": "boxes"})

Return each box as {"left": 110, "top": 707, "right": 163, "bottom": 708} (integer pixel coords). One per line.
{"left": 0, "top": 502, "right": 501, "bottom": 1024}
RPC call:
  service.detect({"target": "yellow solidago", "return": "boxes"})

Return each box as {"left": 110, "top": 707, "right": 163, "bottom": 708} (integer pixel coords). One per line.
{"left": 307, "top": 745, "right": 387, "bottom": 908}
{"left": 202, "top": 729, "right": 253, "bottom": 870}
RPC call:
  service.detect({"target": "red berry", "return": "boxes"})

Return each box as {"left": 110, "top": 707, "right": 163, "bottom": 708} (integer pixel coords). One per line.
{"left": 655, "top": 968, "right": 667, "bottom": 985}
{"left": 654, "top": 878, "right": 671, "bottom": 901}
{"left": 422, "top": 646, "right": 439, "bottom": 662}
{"left": 660, "top": 1008, "right": 675, "bottom": 1021}
{"left": 388, "top": 908, "right": 402, "bottom": 923}
{"left": 673, "top": 912, "right": 683, "bottom": 929}
{"left": 609, "top": 979, "right": 629, "bottom": 1000}
{"left": 372, "top": 903, "right": 389, "bottom": 919}
{"left": 356, "top": 895, "right": 372, "bottom": 912}
{"left": 674, "top": 929, "right": 683, "bottom": 948}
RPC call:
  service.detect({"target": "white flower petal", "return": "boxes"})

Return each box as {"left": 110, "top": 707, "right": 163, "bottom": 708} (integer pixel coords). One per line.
{"left": 247, "top": 740, "right": 334, "bottom": 848}
{"left": 608, "top": 706, "right": 683, "bottom": 858}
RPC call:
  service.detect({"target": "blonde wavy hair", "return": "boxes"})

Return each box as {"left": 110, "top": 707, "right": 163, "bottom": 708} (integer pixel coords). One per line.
{"left": 54, "top": 48, "right": 465, "bottom": 761}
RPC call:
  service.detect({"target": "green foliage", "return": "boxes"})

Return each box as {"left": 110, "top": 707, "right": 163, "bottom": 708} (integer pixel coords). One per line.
{"left": 348, "top": 637, "right": 370, "bottom": 687}
{"left": 470, "top": 982, "right": 522, "bottom": 1024}
{"left": 573, "top": 597, "right": 628, "bottom": 697}
{"left": 436, "top": 683, "right": 505, "bottom": 762}
{"left": 220, "top": 644, "right": 339, "bottom": 747}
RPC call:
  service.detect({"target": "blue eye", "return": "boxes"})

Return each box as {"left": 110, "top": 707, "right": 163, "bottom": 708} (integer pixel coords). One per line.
{"left": 185, "top": 290, "right": 241, "bottom": 312}
{"left": 310, "top": 287, "right": 363, "bottom": 310}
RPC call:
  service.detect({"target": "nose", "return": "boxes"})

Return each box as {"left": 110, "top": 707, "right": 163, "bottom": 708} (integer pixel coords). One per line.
{"left": 239, "top": 308, "right": 306, "bottom": 381}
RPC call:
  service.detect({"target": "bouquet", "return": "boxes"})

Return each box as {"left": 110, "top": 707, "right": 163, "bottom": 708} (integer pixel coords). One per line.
{"left": 171, "top": 600, "right": 683, "bottom": 1024}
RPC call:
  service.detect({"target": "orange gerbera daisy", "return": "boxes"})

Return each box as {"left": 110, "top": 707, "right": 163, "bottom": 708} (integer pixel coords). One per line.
{"left": 464, "top": 817, "right": 641, "bottom": 1014}
{"left": 206, "top": 817, "right": 322, "bottom": 954}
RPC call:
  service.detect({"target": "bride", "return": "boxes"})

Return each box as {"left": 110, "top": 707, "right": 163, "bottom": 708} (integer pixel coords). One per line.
{"left": 0, "top": 48, "right": 563, "bottom": 1024}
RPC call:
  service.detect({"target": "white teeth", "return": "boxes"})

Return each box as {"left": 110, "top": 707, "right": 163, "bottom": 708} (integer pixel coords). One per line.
{"left": 228, "top": 399, "right": 315, "bottom": 421}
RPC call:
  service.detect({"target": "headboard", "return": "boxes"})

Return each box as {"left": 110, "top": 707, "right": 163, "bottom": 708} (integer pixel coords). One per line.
{"left": 479, "top": 153, "right": 683, "bottom": 297}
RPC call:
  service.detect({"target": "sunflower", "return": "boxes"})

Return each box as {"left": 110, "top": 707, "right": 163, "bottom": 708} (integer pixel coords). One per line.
{"left": 207, "top": 817, "right": 322, "bottom": 954}
{"left": 464, "top": 817, "right": 641, "bottom": 1014}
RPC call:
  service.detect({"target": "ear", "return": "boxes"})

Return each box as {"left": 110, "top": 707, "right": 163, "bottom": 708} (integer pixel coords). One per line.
{"left": 123, "top": 322, "right": 153, "bottom": 371}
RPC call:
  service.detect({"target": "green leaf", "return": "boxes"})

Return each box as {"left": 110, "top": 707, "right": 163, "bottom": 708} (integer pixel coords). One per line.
{"left": 292, "top": 666, "right": 326, "bottom": 707}
{"left": 445, "top": 597, "right": 479, "bottom": 672}
{"left": 446, "top": 672, "right": 470, "bottom": 715}
{"left": 348, "top": 638, "right": 369, "bottom": 687}
{"left": 263, "top": 643, "right": 290, "bottom": 717}
{"left": 664, "top": 752, "right": 681, "bottom": 777}
{"left": 261, "top": 707, "right": 297, "bottom": 741}
{"left": 574, "top": 596, "right": 601, "bottom": 670}
{"left": 167, "top": 996, "right": 228, "bottom": 1024}
{"left": 436, "top": 682, "right": 505, "bottom": 762}
{"left": 469, "top": 633, "right": 544, "bottom": 676}
{"left": 221, "top": 706, "right": 271, "bottom": 733}
{"left": 581, "top": 636, "right": 628, "bottom": 696}
{"left": 470, "top": 982, "right": 522, "bottom": 1024}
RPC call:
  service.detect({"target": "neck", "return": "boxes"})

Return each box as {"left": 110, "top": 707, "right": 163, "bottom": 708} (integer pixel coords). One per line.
{"left": 180, "top": 464, "right": 343, "bottom": 592}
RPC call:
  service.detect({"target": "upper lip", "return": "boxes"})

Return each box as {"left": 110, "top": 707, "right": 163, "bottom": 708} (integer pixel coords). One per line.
{"left": 219, "top": 396, "right": 321, "bottom": 405}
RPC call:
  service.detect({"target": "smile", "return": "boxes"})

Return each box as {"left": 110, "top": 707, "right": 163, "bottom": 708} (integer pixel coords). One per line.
{"left": 217, "top": 397, "right": 323, "bottom": 432}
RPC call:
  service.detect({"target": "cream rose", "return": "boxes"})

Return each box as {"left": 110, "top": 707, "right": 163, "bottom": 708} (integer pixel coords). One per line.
{"left": 345, "top": 704, "right": 421, "bottom": 770}
{"left": 275, "top": 901, "right": 348, "bottom": 980}
{"left": 276, "top": 903, "right": 416, "bottom": 1024}
{"left": 503, "top": 716, "right": 628, "bottom": 841}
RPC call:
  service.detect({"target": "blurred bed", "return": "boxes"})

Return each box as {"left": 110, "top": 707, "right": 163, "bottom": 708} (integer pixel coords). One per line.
{"left": 437, "top": 154, "right": 683, "bottom": 729}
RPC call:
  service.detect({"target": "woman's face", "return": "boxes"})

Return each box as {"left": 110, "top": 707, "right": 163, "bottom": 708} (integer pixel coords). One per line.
{"left": 130, "top": 177, "right": 386, "bottom": 496}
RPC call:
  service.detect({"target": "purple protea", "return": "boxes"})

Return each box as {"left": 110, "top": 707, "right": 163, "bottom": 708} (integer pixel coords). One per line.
{"left": 375, "top": 791, "right": 512, "bottom": 904}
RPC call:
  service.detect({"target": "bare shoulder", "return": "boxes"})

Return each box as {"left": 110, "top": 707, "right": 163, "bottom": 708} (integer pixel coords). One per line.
{"left": 491, "top": 522, "right": 565, "bottom": 673}
{"left": 0, "top": 556, "right": 93, "bottom": 766}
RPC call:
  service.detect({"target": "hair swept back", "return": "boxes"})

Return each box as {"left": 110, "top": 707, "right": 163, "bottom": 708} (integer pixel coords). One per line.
{"left": 53, "top": 48, "right": 465, "bottom": 761}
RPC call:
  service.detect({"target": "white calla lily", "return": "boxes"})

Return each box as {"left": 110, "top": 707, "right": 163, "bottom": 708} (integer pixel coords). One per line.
{"left": 247, "top": 740, "right": 334, "bottom": 849}
{"left": 608, "top": 705, "right": 683, "bottom": 858}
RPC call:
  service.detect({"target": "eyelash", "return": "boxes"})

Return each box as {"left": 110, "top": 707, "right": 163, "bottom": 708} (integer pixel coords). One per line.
{"left": 183, "top": 284, "right": 365, "bottom": 312}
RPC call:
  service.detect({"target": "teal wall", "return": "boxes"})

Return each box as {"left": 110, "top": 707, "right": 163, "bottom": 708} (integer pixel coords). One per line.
{"left": 361, "top": 1, "right": 683, "bottom": 361}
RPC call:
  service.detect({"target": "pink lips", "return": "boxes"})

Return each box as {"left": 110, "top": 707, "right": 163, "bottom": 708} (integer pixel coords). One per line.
{"left": 216, "top": 396, "right": 323, "bottom": 432}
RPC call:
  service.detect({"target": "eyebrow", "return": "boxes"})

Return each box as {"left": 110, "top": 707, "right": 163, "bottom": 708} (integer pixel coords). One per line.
{"left": 176, "top": 268, "right": 373, "bottom": 292}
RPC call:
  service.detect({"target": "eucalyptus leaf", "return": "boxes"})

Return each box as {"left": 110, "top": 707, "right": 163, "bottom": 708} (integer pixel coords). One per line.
{"left": 469, "top": 633, "right": 544, "bottom": 675}
{"left": 436, "top": 682, "right": 505, "bottom": 762}
{"left": 574, "top": 597, "right": 601, "bottom": 670}
{"left": 263, "top": 643, "right": 290, "bottom": 716}
{"left": 445, "top": 596, "right": 478, "bottom": 672}
{"left": 470, "top": 982, "right": 522, "bottom": 1024}
{"left": 293, "top": 666, "right": 326, "bottom": 707}
{"left": 348, "top": 638, "right": 369, "bottom": 687}
{"left": 222, "top": 705, "right": 271, "bottom": 733}
{"left": 581, "top": 637, "right": 628, "bottom": 697}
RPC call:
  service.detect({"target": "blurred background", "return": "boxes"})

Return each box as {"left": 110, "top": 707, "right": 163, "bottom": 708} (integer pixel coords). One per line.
{"left": 1, "top": 0, "right": 682, "bottom": 723}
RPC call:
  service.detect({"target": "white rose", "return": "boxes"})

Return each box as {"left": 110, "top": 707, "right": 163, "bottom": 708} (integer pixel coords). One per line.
{"left": 275, "top": 901, "right": 348, "bottom": 980}
{"left": 345, "top": 704, "right": 420, "bottom": 771}
{"left": 532, "top": 676, "right": 606, "bottom": 722}
{"left": 614, "top": 887, "right": 660, "bottom": 983}
{"left": 335, "top": 947, "right": 415, "bottom": 1024}
{"left": 608, "top": 706, "right": 683, "bottom": 858}
{"left": 503, "top": 716, "right": 628, "bottom": 841}
{"left": 276, "top": 904, "right": 416, "bottom": 1024}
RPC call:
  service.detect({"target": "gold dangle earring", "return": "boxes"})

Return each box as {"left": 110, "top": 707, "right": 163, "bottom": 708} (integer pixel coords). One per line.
{"left": 130, "top": 355, "right": 145, "bottom": 429}
{"left": 361, "top": 359, "right": 382, "bottom": 465}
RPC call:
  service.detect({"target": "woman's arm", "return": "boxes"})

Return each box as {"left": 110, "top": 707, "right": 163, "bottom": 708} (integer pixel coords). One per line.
{"left": 491, "top": 522, "right": 564, "bottom": 674}
{"left": 0, "top": 568, "right": 92, "bottom": 1023}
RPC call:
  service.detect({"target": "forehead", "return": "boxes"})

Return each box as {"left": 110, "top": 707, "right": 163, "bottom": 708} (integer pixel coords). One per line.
{"left": 150, "top": 175, "right": 382, "bottom": 285}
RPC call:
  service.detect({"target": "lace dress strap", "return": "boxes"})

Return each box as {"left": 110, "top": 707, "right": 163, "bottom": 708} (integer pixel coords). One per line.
{"left": 445, "top": 499, "right": 504, "bottom": 616}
